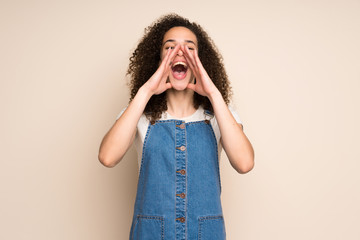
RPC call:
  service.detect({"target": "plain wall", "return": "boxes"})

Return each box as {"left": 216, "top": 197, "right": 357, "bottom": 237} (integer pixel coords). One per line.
{"left": 1, "top": 0, "right": 359, "bottom": 239}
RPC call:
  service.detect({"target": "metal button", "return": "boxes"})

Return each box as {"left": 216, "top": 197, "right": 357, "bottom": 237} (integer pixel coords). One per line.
{"left": 176, "top": 193, "right": 186, "bottom": 198}
{"left": 177, "top": 146, "right": 186, "bottom": 151}
{"left": 177, "top": 169, "right": 186, "bottom": 175}
{"left": 176, "top": 217, "right": 186, "bottom": 223}
{"left": 179, "top": 123, "right": 185, "bottom": 129}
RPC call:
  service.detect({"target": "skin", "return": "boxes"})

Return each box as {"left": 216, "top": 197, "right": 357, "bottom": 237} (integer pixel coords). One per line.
{"left": 98, "top": 27, "right": 254, "bottom": 173}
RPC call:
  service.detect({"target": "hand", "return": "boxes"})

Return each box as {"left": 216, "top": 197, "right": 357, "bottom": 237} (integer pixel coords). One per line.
{"left": 143, "top": 44, "right": 181, "bottom": 95}
{"left": 183, "top": 45, "right": 219, "bottom": 98}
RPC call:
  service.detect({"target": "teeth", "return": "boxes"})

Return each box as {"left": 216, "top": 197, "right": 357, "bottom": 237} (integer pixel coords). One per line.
{"left": 173, "top": 61, "right": 187, "bottom": 67}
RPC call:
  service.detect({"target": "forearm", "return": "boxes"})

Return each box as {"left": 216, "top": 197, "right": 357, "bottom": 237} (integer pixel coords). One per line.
{"left": 98, "top": 86, "right": 152, "bottom": 167}
{"left": 209, "top": 90, "right": 255, "bottom": 173}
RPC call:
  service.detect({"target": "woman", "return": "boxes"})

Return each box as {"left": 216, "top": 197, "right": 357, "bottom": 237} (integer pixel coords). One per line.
{"left": 99, "top": 14, "right": 254, "bottom": 240}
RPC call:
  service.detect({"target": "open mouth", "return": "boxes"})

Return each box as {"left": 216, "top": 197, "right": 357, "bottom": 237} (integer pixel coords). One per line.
{"left": 171, "top": 61, "right": 188, "bottom": 80}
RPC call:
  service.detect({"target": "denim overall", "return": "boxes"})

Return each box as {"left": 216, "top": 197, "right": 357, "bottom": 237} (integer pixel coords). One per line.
{"left": 129, "top": 112, "right": 226, "bottom": 240}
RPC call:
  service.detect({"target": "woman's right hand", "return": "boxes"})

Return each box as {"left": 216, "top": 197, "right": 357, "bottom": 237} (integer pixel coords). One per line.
{"left": 142, "top": 44, "right": 181, "bottom": 95}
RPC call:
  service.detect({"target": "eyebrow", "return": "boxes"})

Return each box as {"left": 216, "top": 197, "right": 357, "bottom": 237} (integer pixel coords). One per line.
{"left": 162, "top": 39, "right": 197, "bottom": 46}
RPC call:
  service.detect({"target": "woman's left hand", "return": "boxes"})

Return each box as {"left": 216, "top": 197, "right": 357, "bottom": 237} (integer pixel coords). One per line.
{"left": 182, "top": 45, "right": 219, "bottom": 98}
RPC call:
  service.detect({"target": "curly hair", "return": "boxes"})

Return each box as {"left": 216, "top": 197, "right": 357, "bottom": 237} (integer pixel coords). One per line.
{"left": 127, "top": 13, "right": 232, "bottom": 123}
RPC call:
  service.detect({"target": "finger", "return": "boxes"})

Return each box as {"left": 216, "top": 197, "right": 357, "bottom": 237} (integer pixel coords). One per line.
{"left": 186, "top": 83, "right": 196, "bottom": 91}
{"left": 165, "top": 82, "right": 172, "bottom": 90}
{"left": 163, "top": 44, "right": 180, "bottom": 68}
{"left": 166, "top": 44, "right": 181, "bottom": 67}
{"left": 182, "top": 46, "right": 197, "bottom": 75}
{"left": 184, "top": 47, "right": 201, "bottom": 80}
{"left": 159, "top": 46, "right": 174, "bottom": 69}
{"left": 160, "top": 45, "right": 181, "bottom": 83}
{"left": 193, "top": 46, "right": 205, "bottom": 69}
{"left": 183, "top": 45, "right": 197, "bottom": 69}
{"left": 186, "top": 46, "right": 210, "bottom": 80}
{"left": 184, "top": 57, "right": 197, "bottom": 83}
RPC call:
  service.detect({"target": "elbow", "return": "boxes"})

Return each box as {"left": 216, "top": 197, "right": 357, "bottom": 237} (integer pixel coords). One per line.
{"left": 233, "top": 153, "right": 255, "bottom": 174}
{"left": 236, "top": 160, "right": 254, "bottom": 174}
{"left": 237, "top": 146, "right": 255, "bottom": 174}
{"left": 98, "top": 152, "right": 120, "bottom": 168}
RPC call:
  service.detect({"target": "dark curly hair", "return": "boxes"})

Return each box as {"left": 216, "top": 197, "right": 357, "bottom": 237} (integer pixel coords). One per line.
{"left": 127, "top": 13, "right": 232, "bottom": 123}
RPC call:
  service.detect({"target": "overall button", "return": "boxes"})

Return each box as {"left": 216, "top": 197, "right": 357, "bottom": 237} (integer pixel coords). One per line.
{"left": 176, "top": 169, "right": 186, "bottom": 175}
{"left": 176, "top": 193, "right": 186, "bottom": 199}
{"left": 176, "top": 217, "right": 186, "bottom": 223}
{"left": 176, "top": 146, "right": 186, "bottom": 151}
{"left": 176, "top": 123, "right": 185, "bottom": 129}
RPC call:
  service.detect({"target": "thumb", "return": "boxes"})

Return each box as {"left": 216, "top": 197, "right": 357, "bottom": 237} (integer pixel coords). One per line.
{"left": 187, "top": 83, "right": 196, "bottom": 91}
{"left": 165, "top": 82, "right": 173, "bottom": 90}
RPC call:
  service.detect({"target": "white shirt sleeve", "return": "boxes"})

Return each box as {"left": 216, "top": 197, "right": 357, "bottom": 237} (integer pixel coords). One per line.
{"left": 211, "top": 106, "right": 244, "bottom": 155}
{"left": 228, "top": 105, "right": 242, "bottom": 124}
{"left": 115, "top": 107, "right": 127, "bottom": 120}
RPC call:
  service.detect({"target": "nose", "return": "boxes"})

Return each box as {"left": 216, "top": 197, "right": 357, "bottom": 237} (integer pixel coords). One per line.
{"left": 177, "top": 48, "right": 184, "bottom": 56}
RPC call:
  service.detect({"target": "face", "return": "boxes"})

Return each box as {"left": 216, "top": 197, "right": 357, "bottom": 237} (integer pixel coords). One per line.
{"left": 161, "top": 26, "right": 198, "bottom": 91}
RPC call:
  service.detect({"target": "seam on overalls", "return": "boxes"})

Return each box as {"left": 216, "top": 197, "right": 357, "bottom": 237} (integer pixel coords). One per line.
{"left": 174, "top": 120, "right": 177, "bottom": 240}
{"left": 135, "top": 215, "right": 165, "bottom": 240}
{"left": 138, "top": 122, "right": 152, "bottom": 213}
{"left": 205, "top": 122, "right": 221, "bottom": 194}
{"left": 140, "top": 122, "right": 152, "bottom": 176}
{"left": 184, "top": 120, "right": 188, "bottom": 240}
{"left": 198, "top": 215, "right": 224, "bottom": 240}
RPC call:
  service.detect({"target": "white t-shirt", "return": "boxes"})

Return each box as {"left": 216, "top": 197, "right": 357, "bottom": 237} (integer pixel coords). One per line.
{"left": 116, "top": 106, "right": 243, "bottom": 172}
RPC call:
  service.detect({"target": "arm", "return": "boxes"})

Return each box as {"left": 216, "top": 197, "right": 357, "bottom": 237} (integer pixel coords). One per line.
{"left": 98, "top": 87, "right": 151, "bottom": 168}
{"left": 184, "top": 45, "right": 254, "bottom": 173}
{"left": 209, "top": 92, "right": 254, "bottom": 173}
{"left": 98, "top": 45, "right": 181, "bottom": 167}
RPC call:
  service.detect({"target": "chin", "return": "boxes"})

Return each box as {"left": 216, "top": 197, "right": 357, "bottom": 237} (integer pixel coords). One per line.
{"left": 169, "top": 76, "right": 192, "bottom": 91}
{"left": 171, "top": 84, "right": 188, "bottom": 91}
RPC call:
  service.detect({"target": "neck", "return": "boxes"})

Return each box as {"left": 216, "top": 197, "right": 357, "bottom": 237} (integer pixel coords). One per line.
{"left": 166, "top": 89, "right": 196, "bottom": 118}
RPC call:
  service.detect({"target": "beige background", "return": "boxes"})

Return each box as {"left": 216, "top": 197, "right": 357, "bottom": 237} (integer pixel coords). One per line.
{"left": 1, "top": 0, "right": 360, "bottom": 239}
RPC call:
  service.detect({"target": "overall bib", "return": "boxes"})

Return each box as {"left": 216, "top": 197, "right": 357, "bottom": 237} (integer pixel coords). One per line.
{"left": 129, "top": 116, "right": 226, "bottom": 240}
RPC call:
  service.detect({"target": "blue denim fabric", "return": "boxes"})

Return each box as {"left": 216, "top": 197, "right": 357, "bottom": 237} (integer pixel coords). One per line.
{"left": 129, "top": 117, "right": 226, "bottom": 240}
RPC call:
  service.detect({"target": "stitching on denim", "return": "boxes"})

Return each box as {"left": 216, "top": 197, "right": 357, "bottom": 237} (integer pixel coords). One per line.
{"left": 138, "top": 122, "right": 152, "bottom": 213}
{"left": 198, "top": 220, "right": 202, "bottom": 240}
{"left": 162, "top": 218, "right": 165, "bottom": 240}
{"left": 154, "top": 119, "right": 178, "bottom": 123}
{"left": 137, "top": 215, "right": 164, "bottom": 220}
{"left": 130, "top": 217, "right": 139, "bottom": 240}
{"left": 186, "top": 120, "right": 205, "bottom": 125}
{"left": 139, "top": 122, "right": 152, "bottom": 176}
{"left": 198, "top": 215, "right": 223, "bottom": 221}
{"left": 205, "top": 122, "right": 221, "bottom": 193}
{"left": 198, "top": 215, "right": 224, "bottom": 240}
{"left": 136, "top": 215, "right": 165, "bottom": 240}
{"left": 184, "top": 121, "right": 188, "bottom": 239}
{"left": 174, "top": 121, "right": 177, "bottom": 240}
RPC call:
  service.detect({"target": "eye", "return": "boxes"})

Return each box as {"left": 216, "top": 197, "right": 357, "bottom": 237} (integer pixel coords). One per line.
{"left": 165, "top": 46, "right": 175, "bottom": 50}
{"left": 186, "top": 45, "right": 196, "bottom": 51}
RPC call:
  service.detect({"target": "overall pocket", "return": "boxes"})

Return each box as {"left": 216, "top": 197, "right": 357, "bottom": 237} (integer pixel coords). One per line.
{"left": 198, "top": 215, "right": 226, "bottom": 240}
{"left": 131, "top": 215, "right": 164, "bottom": 240}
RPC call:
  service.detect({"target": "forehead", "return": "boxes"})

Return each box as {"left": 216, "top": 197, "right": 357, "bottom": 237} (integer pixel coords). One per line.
{"left": 162, "top": 26, "right": 197, "bottom": 45}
